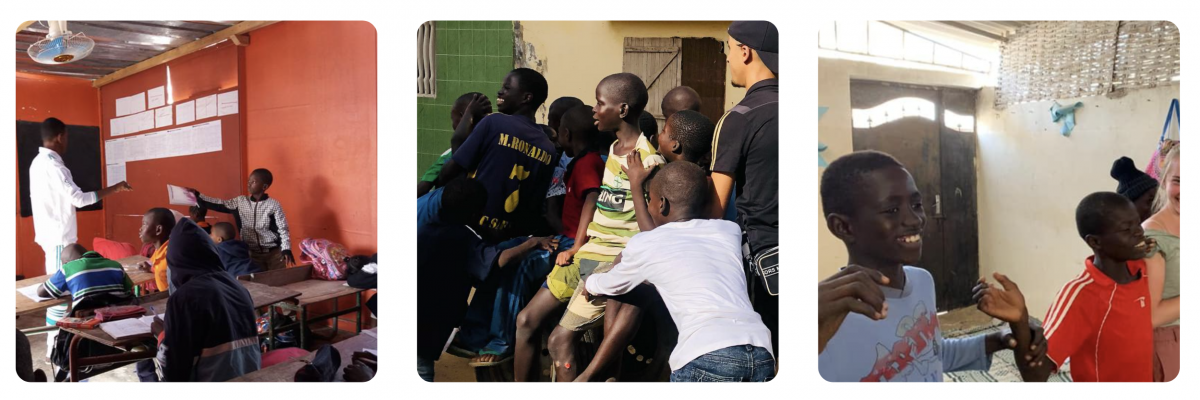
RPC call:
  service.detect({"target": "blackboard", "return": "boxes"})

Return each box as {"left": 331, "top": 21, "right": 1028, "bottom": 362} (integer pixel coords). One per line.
{"left": 16, "top": 120, "right": 104, "bottom": 217}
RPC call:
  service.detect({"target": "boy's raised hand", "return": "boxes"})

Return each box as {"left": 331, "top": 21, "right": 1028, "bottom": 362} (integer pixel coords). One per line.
{"left": 115, "top": 181, "right": 133, "bottom": 192}
{"left": 466, "top": 94, "right": 492, "bottom": 121}
{"left": 818, "top": 265, "right": 889, "bottom": 354}
{"left": 973, "top": 272, "right": 1028, "bottom": 324}
{"left": 621, "top": 151, "right": 651, "bottom": 187}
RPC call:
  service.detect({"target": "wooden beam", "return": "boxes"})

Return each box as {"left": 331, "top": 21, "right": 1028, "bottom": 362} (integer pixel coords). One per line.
{"left": 230, "top": 34, "right": 251, "bottom": 46}
{"left": 16, "top": 21, "right": 36, "bottom": 34}
{"left": 92, "top": 21, "right": 278, "bottom": 87}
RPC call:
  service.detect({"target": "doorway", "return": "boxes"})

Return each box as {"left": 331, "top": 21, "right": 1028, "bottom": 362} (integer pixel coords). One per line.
{"left": 849, "top": 80, "right": 980, "bottom": 311}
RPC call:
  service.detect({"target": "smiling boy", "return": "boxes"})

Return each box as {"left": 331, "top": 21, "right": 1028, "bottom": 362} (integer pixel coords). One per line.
{"left": 817, "top": 150, "right": 1045, "bottom": 382}
{"left": 1016, "top": 192, "right": 1157, "bottom": 382}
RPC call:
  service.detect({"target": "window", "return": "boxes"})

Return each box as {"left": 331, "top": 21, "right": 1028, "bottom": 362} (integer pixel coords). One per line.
{"left": 851, "top": 97, "right": 936, "bottom": 129}
{"left": 819, "top": 21, "right": 991, "bottom": 74}
{"left": 417, "top": 21, "right": 436, "bottom": 97}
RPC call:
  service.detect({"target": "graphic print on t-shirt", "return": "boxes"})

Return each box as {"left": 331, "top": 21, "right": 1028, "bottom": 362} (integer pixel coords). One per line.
{"left": 860, "top": 301, "right": 942, "bottom": 382}
{"left": 596, "top": 184, "right": 628, "bottom": 212}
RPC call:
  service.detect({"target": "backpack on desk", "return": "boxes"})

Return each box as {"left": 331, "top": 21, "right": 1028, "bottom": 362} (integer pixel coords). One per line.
{"left": 299, "top": 238, "right": 350, "bottom": 280}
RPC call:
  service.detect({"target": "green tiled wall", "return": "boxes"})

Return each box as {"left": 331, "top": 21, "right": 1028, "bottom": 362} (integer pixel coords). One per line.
{"left": 416, "top": 21, "right": 515, "bottom": 178}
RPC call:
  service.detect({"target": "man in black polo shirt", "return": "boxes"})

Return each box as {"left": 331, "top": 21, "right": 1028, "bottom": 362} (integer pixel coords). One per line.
{"left": 710, "top": 20, "right": 779, "bottom": 357}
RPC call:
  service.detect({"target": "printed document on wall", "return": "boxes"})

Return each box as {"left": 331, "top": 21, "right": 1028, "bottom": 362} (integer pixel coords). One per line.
{"left": 106, "top": 164, "right": 126, "bottom": 187}
{"left": 155, "top": 107, "right": 173, "bottom": 128}
{"left": 176, "top": 100, "right": 195, "bottom": 124}
{"left": 217, "top": 90, "right": 239, "bottom": 116}
{"left": 196, "top": 95, "right": 218, "bottom": 120}
{"left": 147, "top": 86, "right": 166, "bottom": 109}
{"left": 116, "top": 92, "right": 146, "bottom": 117}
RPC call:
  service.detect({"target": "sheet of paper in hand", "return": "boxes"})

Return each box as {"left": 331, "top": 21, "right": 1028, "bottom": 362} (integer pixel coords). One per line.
{"left": 167, "top": 184, "right": 198, "bottom": 206}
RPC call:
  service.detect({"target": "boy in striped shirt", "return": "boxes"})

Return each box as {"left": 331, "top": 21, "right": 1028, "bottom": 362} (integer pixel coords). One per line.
{"left": 38, "top": 244, "right": 133, "bottom": 307}
{"left": 1022, "top": 192, "right": 1156, "bottom": 382}
{"left": 544, "top": 73, "right": 665, "bottom": 381}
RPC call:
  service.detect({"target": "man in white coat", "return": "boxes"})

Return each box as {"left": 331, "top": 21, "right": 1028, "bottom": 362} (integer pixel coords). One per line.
{"left": 30, "top": 117, "right": 133, "bottom": 355}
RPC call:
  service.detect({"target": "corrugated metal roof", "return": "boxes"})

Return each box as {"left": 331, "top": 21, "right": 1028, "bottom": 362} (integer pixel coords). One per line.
{"left": 16, "top": 21, "right": 238, "bottom": 80}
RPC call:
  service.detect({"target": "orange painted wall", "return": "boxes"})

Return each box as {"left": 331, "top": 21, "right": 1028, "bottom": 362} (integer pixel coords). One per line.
{"left": 242, "top": 21, "right": 377, "bottom": 256}
{"left": 14, "top": 72, "right": 103, "bottom": 279}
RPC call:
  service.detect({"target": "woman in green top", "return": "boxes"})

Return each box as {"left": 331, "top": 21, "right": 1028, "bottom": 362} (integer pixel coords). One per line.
{"left": 1142, "top": 144, "right": 1180, "bottom": 382}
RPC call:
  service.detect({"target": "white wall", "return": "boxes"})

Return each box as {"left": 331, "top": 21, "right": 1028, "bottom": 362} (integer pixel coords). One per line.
{"left": 817, "top": 57, "right": 985, "bottom": 280}
{"left": 817, "top": 55, "right": 1180, "bottom": 317}
{"left": 976, "top": 85, "right": 1180, "bottom": 317}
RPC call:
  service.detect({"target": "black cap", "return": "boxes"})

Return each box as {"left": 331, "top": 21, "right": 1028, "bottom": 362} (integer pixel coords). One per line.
{"left": 728, "top": 21, "right": 778, "bottom": 75}
{"left": 1111, "top": 156, "right": 1158, "bottom": 201}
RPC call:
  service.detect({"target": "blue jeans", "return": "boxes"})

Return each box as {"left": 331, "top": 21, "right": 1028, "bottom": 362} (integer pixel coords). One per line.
{"left": 417, "top": 357, "right": 435, "bottom": 382}
{"left": 669, "top": 345, "right": 775, "bottom": 382}
{"left": 457, "top": 235, "right": 573, "bottom": 356}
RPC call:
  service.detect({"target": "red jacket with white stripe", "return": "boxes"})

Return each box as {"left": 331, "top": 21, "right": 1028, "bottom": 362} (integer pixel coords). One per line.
{"left": 1043, "top": 256, "right": 1153, "bottom": 382}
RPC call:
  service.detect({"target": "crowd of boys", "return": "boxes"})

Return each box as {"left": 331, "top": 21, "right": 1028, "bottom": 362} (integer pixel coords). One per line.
{"left": 416, "top": 21, "right": 780, "bottom": 382}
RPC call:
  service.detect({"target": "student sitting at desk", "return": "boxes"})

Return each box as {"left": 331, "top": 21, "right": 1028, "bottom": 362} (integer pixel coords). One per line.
{"left": 38, "top": 244, "right": 134, "bottom": 308}
{"left": 152, "top": 218, "right": 261, "bottom": 382}
{"left": 211, "top": 222, "right": 261, "bottom": 277}
{"left": 39, "top": 244, "right": 136, "bottom": 381}
{"left": 136, "top": 208, "right": 175, "bottom": 294}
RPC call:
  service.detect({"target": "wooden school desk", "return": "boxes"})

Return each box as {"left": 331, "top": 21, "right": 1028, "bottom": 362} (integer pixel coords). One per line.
{"left": 238, "top": 265, "right": 367, "bottom": 349}
{"left": 229, "top": 327, "right": 378, "bottom": 382}
{"left": 16, "top": 256, "right": 155, "bottom": 332}
{"left": 58, "top": 281, "right": 300, "bottom": 382}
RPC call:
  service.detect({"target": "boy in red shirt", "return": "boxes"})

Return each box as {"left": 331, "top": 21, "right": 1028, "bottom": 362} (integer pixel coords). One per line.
{"left": 1018, "top": 192, "right": 1155, "bottom": 382}
{"left": 512, "top": 105, "right": 606, "bottom": 381}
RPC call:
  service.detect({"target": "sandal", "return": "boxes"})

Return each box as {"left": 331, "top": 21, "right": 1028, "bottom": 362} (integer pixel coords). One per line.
{"left": 467, "top": 352, "right": 512, "bottom": 368}
{"left": 445, "top": 342, "right": 478, "bottom": 359}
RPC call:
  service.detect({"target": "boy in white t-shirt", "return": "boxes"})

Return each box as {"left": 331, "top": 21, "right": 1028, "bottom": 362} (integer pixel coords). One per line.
{"left": 582, "top": 162, "right": 774, "bottom": 382}
{"left": 816, "top": 151, "right": 1048, "bottom": 382}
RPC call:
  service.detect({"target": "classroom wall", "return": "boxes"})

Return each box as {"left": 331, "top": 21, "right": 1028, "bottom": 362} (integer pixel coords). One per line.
{"left": 243, "top": 21, "right": 378, "bottom": 256}
{"left": 519, "top": 21, "right": 745, "bottom": 115}
{"left": 975, "top": 85, "right": 1180, "bottom": 317}
{"left": 14, "top": 72, "right": 102, "bottom": 278}
{"left": 415, "top": 21, "right": 514, "bottom": 177}
{"left": 816, "top": 57, "right": 985, "bottom": 281}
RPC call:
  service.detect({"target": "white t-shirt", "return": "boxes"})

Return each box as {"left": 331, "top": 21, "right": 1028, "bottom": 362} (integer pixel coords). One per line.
{"left": 585, "top": 219, "right": 773, "bottom": 371}
{"left": 817, "top": 266, "right": 990, "bottom": 382}
{"left": 29, "top": 147, "right": 98, "bottom": 247}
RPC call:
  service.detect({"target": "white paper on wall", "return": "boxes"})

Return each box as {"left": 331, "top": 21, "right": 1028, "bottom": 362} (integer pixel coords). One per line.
{"left": 106, "top": 163, "right": 126, "bottom": 187}
{"left": 196, "top": 95, "right": 217, "bottom": 120}
{"left": 176, "top": 100, "right": 195, "bottom": 124}
{"left": 116, "top": 92, "right": 146, "bottom": 117}
{"left": 147, "top": 86, "right": 166, "bottom": 109}
{"left": 217, "top": 90, "right": 239, "bottom": 116}
{"left": 155, "top": 107, "right": 173, "bottom": 128}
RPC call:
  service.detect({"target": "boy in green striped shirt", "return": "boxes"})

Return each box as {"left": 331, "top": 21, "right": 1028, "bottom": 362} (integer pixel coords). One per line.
{"left": 544, "top": 73, "right": 664, "bottom": 381}
{"left": 38, "top": 244, "right": 134, "bottom": 308}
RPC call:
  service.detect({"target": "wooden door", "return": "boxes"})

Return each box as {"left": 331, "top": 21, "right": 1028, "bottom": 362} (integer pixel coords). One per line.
{"left": 849, "top": 80, "right": 979, "bottom": 311}
{"left": 623, "top": 37, "right": 681, "bottom": 127}
{"left": 681, "top": 38, "right": 727, "bottom": 124}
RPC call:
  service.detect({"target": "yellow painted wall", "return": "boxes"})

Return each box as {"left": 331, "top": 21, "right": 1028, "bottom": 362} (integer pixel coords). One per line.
{"left": 518, "top": 21, "right": 744, "bottom": 123}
